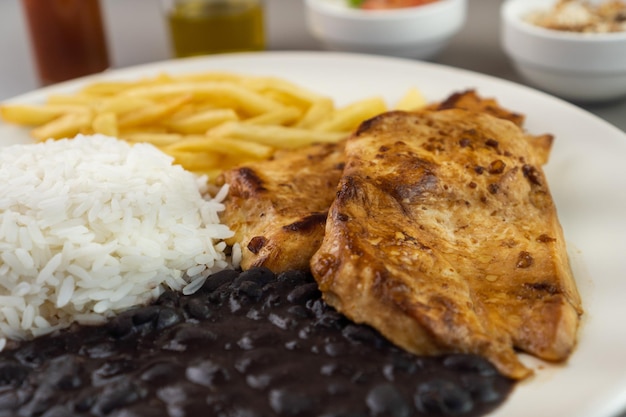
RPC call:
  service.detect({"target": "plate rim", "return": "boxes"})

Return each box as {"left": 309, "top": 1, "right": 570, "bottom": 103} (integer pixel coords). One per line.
{"left": 1, "top": 50, "right": 625, "bottom": 417}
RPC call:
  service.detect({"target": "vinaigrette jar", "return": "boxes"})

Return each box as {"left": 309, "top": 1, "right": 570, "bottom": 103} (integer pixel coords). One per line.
{"left": 163, "top": 0, "right": 266, "bottom": 57}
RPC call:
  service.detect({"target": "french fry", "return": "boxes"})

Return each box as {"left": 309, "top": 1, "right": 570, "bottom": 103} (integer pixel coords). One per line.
{"left": 172, "top": 71, "right": 249, "bottom": 84}
{"left": 117, "top": 94, "right": 192, "bottom": 129}
{"left": 209, "top": 122, "right": 348, "bottom": 149}
{"left": 166, "top": 108, "right": 238, "bottom": 134}
{"left": 96, "top": 96, "right": 155, "bottom": 115}
{"left": 31, "top": 108, "right": 93, "bottom": 141}
{"left": 45, "top": 93, "right": 100, "bottom": 107}
{"left": 395, "top": 87, "right": 427, "bottom": 111}
{"left": 243, "top": 106, "right": 301, "bottom": 126}
{"left": 0, "top": 104, "right": 67, "bottom": 126}
{"left": 166, "top": 135, "right": 274, "bottom": 159}
{"left": 121, "top": 82, "right": 286, "bottom": 117}
{"left": 294, "top": 98, "right": 334, "bottom": 129}
{"left": 313, "top": 96, "right": 388, "bottom": 133}
{"left": 244, "top": 76, "right": 327, "bottom": 108}
{"left": 80, "top": 74, "right": 176, "bottom": 96}
{"left": 80, "top": 81, "right": 144, "bottom": 97}
{"left": 165, "top": 101, "right": 222, "bottom": 121}
{"left": 92, "top": 112, "right": 118, "bottom": 136}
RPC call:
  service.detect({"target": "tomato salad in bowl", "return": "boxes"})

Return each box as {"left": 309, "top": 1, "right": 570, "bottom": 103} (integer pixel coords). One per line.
{"left": 305, "top": 0, "right": 466, "bottom": 59}
{"left": 348, "top": 0, "right": 440, "bottom": 10}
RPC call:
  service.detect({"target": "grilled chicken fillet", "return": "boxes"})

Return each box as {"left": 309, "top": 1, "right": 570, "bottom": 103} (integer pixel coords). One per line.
{"left": 218, "top": 142, "right": 345, "bottom": 272}
{"left": 310, "top": 109, "right": 583, "bottom": 380}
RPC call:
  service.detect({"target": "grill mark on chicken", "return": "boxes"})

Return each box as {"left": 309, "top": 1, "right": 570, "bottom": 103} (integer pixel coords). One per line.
{"left": 247, "top": 236, "right": 268, "bottom": 254}
{"left": 523, "top": 281, "right": 561, "bottom": 295}
{"left": 236, "top": 167, "right": 267, "bottom": 195}
{"left": 522, "top": 164, "right": 543, "bottom": 186}
{"left": 282, "top": 212, "right": 328, "bottom": 233}
{"left": 516, "top": 251, "right": 534, "bottom": 268}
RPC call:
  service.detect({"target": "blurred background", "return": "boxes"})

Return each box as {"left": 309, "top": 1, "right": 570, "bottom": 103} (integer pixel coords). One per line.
{"left": 0, "top": 0, "right": 624, "bottom": 131}
{"left": 1, "top": 0, "right": 314, "bottom": 98}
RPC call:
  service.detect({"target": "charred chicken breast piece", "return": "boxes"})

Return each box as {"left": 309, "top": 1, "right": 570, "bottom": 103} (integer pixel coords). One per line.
{"left": 310, "top": 109, "right": 582, "bottom": 380}
{"left": 218, "top": 141, "right": 345, "bottom": 273}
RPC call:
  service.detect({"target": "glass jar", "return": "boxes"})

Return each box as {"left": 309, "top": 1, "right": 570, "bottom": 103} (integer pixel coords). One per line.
{"left": 20, "top": 0, "right": 110, "bottom": 86}
{"left": 162, "top": 0, "right": 266, "bottom": 57}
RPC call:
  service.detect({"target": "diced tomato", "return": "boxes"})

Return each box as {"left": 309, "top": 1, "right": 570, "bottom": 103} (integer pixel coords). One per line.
{"left": 359, "top": 0, "right": 439, "bottom": 10}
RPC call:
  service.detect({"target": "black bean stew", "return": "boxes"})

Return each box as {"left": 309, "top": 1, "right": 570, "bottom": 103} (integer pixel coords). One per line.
{"left": 0, "top": 268, "right": 515, "bottom": 417}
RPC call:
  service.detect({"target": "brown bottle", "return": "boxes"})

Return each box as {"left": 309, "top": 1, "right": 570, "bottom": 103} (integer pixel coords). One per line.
{"left": 21, "top": 0, "right": 110, "bottom": 86}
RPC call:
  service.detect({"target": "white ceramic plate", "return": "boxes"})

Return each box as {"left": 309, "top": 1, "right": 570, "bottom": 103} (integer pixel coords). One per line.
{"left": 1, "top": 51, "right": 626, "bottom": 417}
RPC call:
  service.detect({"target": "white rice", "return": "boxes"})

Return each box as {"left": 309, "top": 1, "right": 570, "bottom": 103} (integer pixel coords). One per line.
{"left": 0, "top": 134, "right": 236, "bottom": 346}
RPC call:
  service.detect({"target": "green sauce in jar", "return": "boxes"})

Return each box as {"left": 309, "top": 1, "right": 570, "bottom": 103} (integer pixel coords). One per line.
{"left": 167, "top": 0, "right": 265, "bottom": 57}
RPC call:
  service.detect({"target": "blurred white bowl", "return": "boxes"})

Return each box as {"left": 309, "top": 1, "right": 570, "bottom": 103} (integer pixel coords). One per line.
{"left": 304, "top": 0, "right": 467, "bottom": 60}
{"left": 501, "top": 0, "right": 626, "bottom": 102}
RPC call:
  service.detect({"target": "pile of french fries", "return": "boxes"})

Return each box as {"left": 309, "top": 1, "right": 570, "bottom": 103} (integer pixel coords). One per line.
{"left": 0, "top": 71, "right": 426, "bottom": 178}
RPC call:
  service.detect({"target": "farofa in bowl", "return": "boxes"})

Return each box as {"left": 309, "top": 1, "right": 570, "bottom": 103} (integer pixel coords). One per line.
{"left": 525, "top": 0, "right": 626, "bottom": 33}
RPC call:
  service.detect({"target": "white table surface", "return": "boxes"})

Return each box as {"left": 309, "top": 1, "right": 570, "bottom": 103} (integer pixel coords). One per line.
{"left": 0, "top": 1, "right": 625, "bottom": 415}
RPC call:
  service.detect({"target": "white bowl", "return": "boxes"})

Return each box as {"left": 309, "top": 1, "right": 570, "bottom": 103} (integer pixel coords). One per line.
{"left": 501, "top": 0, "right": 626, "bottom": 102}
{"left": 304, "top": 0, "right": 467, "bottom": 60}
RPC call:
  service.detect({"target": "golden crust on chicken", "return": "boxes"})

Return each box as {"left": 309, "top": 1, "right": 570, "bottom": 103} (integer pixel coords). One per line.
{"left": 310, "top": 109, "right": 582, "bottom": 380}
